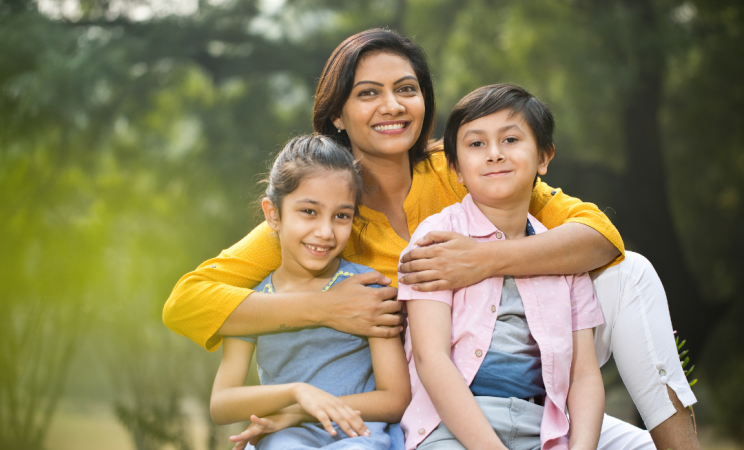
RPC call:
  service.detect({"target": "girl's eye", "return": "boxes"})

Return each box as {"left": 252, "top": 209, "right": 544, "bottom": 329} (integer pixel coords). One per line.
{"left": 469, "top": 140, "right": 485, "bottom": 148}
{"left": 335, "top": 213, "right": 352, "bottom": 220}
{"left": 301, "top": 209, "right": 316, "bottom": 216}
{"left": 503, "top": 137, "right": 518, "bottom": 144}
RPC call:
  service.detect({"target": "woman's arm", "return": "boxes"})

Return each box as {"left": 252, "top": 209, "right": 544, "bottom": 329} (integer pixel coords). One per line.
{"left": 407, "top": 300, "right": 507, "bottom": 450}
{"left": 399, "top": 222, "right": 618, "bottom": 291}
{"left": 210, "top": 338, "right": 369, "bottom": 437}
{"left": 163, "top": 222, "right": 401, "bottom": 351}
{"left": 566, "top": 328, "right": 605, "bottom": 450}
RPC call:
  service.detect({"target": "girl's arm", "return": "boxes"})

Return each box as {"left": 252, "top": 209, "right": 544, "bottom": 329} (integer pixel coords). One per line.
{"left": 210, "top": 338, "right": 369, "bottom": 438}
{"left": 566, "top": 328, "right": 605, "bottom": 450}
{"left": 407, "top": 299, "right": 507, "bottom": 450}
{"left": 163, "top": 221, "right": 401, "bottom": 351}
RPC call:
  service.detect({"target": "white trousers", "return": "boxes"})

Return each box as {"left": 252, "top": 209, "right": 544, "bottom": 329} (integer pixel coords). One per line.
{"left": 592, "top": 251, "right": 698, "bottom": 449}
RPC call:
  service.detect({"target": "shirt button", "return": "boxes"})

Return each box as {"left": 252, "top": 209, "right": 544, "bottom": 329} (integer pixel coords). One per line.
{"left": 659, "top": 369, "right": 666, "bottom": 377}
{"left": 210, "top": 264, "right": 217, "bottom": 268}
{"left": 496, "top": 232, "right": 503, "bottom": 239}
{"left": 418, "top": 428, "right": 425, "bottom": 435}
{"left": 551, "top": 190, "right": 557, "bottom": 195}
{"left": 491, "top": 305, "right": 496, "bottom": 313}
{"left": 475, "top": 349, "right": 483, "bottom": 357}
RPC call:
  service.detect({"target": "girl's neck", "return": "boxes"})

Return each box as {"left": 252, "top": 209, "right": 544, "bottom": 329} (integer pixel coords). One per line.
{"left": 271, "top": 258, "right": 341, "bottom": 294}
{"left": 471, "top": 193, "right": 532, "bottom": 240}
{"left": 355, "top": 151, "right": 412, "bottom": 212}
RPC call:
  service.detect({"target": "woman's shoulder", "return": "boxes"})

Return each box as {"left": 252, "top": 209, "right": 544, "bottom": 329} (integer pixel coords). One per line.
{"left": 412, "top": 148, "right": 469, "bottom": 206}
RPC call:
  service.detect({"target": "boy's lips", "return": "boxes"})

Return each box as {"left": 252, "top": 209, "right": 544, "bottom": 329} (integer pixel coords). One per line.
{"left": 483, "top": 170, "right": 513, "bottom": 177}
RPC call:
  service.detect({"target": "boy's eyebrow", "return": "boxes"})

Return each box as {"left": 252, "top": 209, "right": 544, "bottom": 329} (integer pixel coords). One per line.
{"left": 462, "top": 124, "right": 523, "bottom": 138}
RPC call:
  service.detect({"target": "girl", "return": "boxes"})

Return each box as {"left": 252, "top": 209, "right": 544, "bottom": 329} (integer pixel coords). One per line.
{"left": 398, "top": 85, "right": 604, "bottom": 450}
{"left": 210, "top": 135, "right": 410, "bottom": 449}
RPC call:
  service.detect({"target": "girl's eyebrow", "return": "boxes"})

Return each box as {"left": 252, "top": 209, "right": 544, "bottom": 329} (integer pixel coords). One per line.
{"left": 352, "top": 75, "right": 418, "bottom": 89}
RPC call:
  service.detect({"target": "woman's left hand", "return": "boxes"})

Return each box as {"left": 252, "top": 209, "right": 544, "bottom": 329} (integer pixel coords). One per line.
{"left": 398, "top": 231, "right": 491, "bottom": 292}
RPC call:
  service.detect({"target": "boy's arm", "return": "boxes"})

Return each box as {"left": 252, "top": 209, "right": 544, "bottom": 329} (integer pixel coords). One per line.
{"left": 407, "top": 299, "right": 507, "bottom": 450}
{"left": 163, "top": 222, "right": 400, "bottom": 351}
{"left": 567, "top": 328, "right": 605, "bottom": 450}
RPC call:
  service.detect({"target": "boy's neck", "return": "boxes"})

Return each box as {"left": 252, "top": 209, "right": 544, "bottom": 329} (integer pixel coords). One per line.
{"left": 470, "top": 193, "right": 532, "bottom": 240}
{"left": 271, "top": 258, "right": 341, "bottom": 293}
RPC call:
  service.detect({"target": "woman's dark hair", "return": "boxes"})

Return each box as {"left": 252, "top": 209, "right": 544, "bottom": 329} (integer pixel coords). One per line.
{"left": 313, "top": 28, "right": 436, "bottom": 166}
{"left": 263, "top": 135, "right": 363, "bottom": 217}
{"left": 443, "top": 84, "right": 555, "bottom": 170}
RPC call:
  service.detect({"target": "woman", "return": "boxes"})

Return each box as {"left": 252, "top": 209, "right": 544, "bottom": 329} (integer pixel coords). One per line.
{"left": 163, "top": 29, "right": 698, "bottom": 449}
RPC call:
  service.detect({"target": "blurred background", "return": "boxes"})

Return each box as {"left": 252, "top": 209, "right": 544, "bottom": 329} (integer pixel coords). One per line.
{"left": 1, "top": 0, "right": 743, "bottom": 448}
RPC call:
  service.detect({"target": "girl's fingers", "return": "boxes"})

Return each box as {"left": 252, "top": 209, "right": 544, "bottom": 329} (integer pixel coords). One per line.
{"left": 343, "top": 405, "right": 369, "bottom": 437}
{"left": 314, "top": 410, "right": 336, "bottom": 436}
{"left": 328, "top": 406, "right": 356, "bottom": 438}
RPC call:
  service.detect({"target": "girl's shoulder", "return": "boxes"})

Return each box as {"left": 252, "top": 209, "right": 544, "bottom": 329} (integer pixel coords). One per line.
{"left": 336, "top": 259, "right": 376, "bottom": 277}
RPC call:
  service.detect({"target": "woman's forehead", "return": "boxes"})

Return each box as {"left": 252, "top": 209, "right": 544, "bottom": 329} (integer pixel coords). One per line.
{"left": 354, "top": 51, "right": 417, "bottom": 81}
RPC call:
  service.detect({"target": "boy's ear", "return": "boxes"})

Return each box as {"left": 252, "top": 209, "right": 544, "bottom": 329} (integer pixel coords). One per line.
{"left": 261, "top": 198, "right": 280, "bottom": 231}
{"left": 537, "top": 145, "right": 555, "bottom": 176}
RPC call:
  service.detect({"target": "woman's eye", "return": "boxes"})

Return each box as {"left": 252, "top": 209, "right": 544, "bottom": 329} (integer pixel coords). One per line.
{"left": 358, "top": 89, "right": 376, "bottom": 97}
{"left": 398, "top": 85, "right": 417, "bottom": 94}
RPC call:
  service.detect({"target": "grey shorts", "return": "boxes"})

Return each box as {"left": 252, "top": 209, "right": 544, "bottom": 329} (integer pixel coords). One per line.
{"left": 417, "top": 397, "right": 542, "bottom": 450}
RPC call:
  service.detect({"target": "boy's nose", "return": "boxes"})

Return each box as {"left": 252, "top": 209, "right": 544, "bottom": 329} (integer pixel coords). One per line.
{"left": 486, "top": 144, "right": 505, "bottom": 162}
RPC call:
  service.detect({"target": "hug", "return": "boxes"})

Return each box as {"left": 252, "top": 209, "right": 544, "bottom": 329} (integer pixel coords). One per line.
{"left": 163, "top": 28, "right": 699, "bottom": 450}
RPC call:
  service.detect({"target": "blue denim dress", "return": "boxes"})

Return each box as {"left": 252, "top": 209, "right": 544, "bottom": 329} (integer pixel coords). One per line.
{"left": 236, "top": 259, "right": 404, "bottom": 450}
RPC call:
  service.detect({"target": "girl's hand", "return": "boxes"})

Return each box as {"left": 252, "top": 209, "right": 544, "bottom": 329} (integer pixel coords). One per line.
{"left": 229, "top": 412, "right": 303, "bottom": 449}
{"left": 293, "top": 383, "right": 369, "bottom": 438}
{"left": 398, "top": 232, "right": 489, "bottom": 291}
{"left": 322, "top": 272, "right": 402, "bottom": 338}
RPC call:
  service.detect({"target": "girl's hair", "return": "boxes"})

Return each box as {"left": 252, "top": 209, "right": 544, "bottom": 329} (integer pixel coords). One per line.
{"left": 443, "top": 84, "right": 556, "bottom": 170}
{"left": 264, "top": 135, "right": 363, "bottom": 217}
{"left": 313, "top": 28, "right": 437, "bottom": 166}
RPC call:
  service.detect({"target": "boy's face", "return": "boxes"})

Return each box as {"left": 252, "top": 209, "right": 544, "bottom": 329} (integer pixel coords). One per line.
{"left": 455, "top": 109, "right": 552, "bottom": 209}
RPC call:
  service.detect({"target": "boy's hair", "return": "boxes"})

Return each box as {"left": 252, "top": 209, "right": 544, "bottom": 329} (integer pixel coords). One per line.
{"left": 263, "top": 135, "right": 363, "bottom": 217}
{"left": 443, "top": 84, "right": 555, "bottom": 170}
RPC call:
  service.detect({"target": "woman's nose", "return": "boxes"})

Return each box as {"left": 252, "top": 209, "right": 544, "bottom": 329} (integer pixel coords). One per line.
{"left": 380, "top": 92, "right": 405, "bottom": 115}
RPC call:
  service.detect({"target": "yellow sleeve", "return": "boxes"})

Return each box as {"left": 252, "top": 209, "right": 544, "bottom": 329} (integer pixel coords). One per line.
{"left": 162, "top": 221, "right": 282, "bottom": 351}
{"left": 529, "top": 178, "right": 625, "bottom": 271}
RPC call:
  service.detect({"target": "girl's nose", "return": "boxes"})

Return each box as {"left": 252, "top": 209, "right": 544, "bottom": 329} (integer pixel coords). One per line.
{"left": 315, "top": 220, "right": 334, "bottom": 239}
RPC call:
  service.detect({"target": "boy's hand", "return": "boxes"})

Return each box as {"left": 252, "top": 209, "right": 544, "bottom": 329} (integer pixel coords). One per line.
{"left": 292, "top": 383, "right": 369, "bottom": 438}
{"left": 399, "top": 232, "right": 488, "bottom": 291}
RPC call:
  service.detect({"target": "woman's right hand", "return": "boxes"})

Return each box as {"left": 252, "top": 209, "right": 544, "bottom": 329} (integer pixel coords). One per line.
{"left": 321, "top": 272, "right": 402, "bottom": 338}
{"left": 292, "top": 383, "right": 370, "bottom": 438}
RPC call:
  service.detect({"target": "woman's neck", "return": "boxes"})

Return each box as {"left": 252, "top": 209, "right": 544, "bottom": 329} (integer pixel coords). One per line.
{"left": 356, "top": 151, "right": 412, "bottom": 213}
{"left": 271, "top": 258, "right": 341, "bottom": 294}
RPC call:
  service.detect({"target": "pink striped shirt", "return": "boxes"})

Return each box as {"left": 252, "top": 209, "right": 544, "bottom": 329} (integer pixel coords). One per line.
{"left": 397, "top": 194, "right": 605, "bottom": 450}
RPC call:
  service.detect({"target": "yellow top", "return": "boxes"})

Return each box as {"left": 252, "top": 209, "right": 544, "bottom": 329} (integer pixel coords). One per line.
{"left": 163, "top": 151, "right": 625, "bottom": 351}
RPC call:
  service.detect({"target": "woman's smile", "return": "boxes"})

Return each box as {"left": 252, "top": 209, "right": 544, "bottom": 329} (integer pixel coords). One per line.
{"left": 372, "top": 120, "right": 410, "bottom": 134}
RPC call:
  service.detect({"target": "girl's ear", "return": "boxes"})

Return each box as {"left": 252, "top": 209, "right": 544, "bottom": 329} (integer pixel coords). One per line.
{"left": 261, "top": 198, "right": 280, "bottom": 231}
{"left": 537, "top": 145, "right": 555, "bottom": 176}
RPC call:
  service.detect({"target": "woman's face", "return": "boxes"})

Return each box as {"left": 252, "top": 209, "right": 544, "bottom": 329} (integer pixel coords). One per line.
{"left": 333, "top": 52, "right": 425, "bottom": 161}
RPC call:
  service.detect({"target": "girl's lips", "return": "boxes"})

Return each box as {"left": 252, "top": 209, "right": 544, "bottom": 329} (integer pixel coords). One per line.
{"left": 303, "top": 243, "right": 333, "bottom": 256}
{"left": 371, "top": 121, "right": 409, "bottom": 135}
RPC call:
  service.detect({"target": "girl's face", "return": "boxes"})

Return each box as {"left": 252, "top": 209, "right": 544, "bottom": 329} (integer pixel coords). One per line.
{"left": 263, "top": 170, "right": 357, "bottom": 275}
{"left": 455, "top": 109, "right": 553, "bottom": 209}
{"left": 333, "top": 52, "right": 425, "bottom": 161}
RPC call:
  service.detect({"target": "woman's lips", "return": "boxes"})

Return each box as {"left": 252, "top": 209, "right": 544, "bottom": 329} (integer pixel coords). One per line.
{"left": 371, "top": 121, "right": 409, "bottom": 135}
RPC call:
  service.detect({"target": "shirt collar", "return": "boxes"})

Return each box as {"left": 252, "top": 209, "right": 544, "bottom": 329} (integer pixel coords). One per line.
{"left": 461, "top": 194, "right": 536, "bottom": 238}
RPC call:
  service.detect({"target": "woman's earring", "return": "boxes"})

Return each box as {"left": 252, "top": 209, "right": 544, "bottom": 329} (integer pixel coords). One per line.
{"left": 336, "top": 125, "right": 342, "bottom": 133}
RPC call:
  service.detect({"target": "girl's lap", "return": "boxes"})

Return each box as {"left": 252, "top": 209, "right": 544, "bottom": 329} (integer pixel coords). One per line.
{"left": 254, "top": 421, "right": 393, "bottom": 450}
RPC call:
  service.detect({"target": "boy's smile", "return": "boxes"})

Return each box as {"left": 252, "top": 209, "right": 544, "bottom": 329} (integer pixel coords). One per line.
{"left": 455, "top": 109, "right": 553, "bottom": 236}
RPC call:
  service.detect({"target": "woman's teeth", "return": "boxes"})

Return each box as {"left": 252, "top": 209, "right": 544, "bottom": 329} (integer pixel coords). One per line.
{"left": 305, "top": 244, "right": 330, "bottom": 253}
{"left": 373, "top": 123, "right": 406, "bottom": 131}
